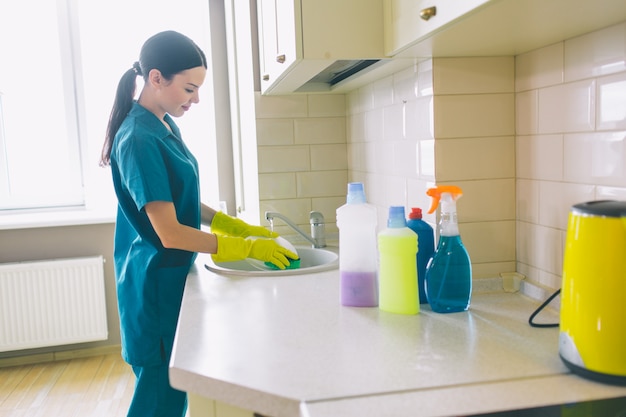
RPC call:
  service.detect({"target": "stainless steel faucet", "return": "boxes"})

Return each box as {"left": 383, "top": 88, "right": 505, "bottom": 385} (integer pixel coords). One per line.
{"left": 265, "top": 211, "right": 326, "bottom": 248}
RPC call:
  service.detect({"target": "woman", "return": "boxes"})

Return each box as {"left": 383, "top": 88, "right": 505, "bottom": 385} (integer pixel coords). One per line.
{"left": 100, "top": 31, "right": 296, "bottom": 417}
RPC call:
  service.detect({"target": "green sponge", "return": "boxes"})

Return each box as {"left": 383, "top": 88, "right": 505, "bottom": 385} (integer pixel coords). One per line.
{"left": 264, "top": 258, "right": 301, "bottom": 270}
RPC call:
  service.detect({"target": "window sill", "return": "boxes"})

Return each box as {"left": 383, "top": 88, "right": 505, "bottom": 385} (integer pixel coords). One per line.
{"left": 0, "top": 205, "right": 116, "bottom": 231}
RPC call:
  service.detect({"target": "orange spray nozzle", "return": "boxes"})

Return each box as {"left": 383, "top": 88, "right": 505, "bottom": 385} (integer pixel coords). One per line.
{"left": 426, "top": 185, "right": 463, "bottom": 214}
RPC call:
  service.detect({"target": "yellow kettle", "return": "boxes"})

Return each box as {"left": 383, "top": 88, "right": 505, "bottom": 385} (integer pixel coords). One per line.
{"left": 560, "top": 200, "right": 626, "bottom": 385}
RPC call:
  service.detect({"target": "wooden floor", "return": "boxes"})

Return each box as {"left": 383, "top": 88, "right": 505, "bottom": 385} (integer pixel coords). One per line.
{"left": 0, "top": 353, "right": 135, "bottom": 417}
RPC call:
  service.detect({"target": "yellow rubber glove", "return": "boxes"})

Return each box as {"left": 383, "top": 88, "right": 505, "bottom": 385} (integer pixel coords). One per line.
{"left": 212, "top": 235, "right": 298, "bottom": 270}
{"left": 211, "top": 211, "right": 278, "bottom": 238}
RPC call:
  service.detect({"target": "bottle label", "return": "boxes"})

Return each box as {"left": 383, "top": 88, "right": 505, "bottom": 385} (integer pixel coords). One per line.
{"left": 341, "top": 271, "right": 378, "bottom": 307}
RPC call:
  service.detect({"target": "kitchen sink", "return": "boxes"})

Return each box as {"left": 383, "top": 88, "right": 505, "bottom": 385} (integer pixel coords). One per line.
{"left": 204, "top": 247, "right": 338, "bottom": 276}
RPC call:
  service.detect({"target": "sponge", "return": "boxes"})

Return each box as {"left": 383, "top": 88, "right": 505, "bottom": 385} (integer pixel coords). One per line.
{"left": 264, "top": 258, "right": 301, "bottom": 270}
{"left": 264, "top": 236, "right": 300, "bottom": 270}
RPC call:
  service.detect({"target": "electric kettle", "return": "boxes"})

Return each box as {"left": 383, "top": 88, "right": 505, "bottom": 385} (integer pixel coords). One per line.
{"left": 559, "top": 200, "right": 626, "bottom": 385}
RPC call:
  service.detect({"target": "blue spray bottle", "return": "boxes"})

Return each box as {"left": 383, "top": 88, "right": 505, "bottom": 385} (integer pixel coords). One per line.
{"left": 424, "top": 185, "right": 472, "bottom": 313}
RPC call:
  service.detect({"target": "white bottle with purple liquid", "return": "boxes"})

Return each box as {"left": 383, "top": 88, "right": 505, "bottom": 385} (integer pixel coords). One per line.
{"left": 336, "top": 182, "right": 378, "bottom": 307}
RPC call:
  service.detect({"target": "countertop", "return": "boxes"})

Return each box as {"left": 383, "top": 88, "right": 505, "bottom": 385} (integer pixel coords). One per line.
{"left": 170, "top": 254, "right": 626, "bottom": 417}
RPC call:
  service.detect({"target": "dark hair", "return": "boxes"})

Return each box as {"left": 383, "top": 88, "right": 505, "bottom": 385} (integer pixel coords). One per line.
{"left": 100, "top": 31, "right": 207, "bottom": 166}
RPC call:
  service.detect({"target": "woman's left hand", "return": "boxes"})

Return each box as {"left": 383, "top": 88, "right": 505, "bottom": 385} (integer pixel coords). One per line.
{"left": 210, "top": 211, "right": 278, "bottom": 238}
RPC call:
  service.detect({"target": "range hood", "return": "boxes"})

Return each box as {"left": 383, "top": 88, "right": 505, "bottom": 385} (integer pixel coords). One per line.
{"left": 295, "top": 59, "right": 382, "bottom": 92}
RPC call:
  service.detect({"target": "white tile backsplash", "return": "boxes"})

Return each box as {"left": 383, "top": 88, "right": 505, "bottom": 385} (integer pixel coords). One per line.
{"left": 564, "top": 22, "right": 626, "bottom": 82}
{"left": 296, "top": 171, "right": 347, "bottom": 198}
{"left": 434, "top": 93, "right": 515, "bottom": 138}
{"left": 310, "top": 144, "right": 348, "bottom": 171}
{"left": 516, "top": 21, "right": 626, "bottom": 292}
{"left": 434, "top": 137, "right": 515, "bottom": 181}
{"left": 515, "top": 90, "right": 538, "bottom": 135}
{"left": 307, "top": 94, "right": 346, "bottom": 117}
{"left": 538, "top": 181, "right": 595, "bottom": 230}
{"left": 372, "top": 76, "right": 394, "bottom": 108}
{"left": 393, "top": 64, "right": 419, "bottom": 103}
{"left": 383, "top": 102, "right": 404, "bottom": 141}
{"left": 516, "top": 179, "right": 540, "bottom": 224}
{"left": 254, "top": 21, "right": 626, "bottom": 290}
{"left": 255, "top": 93, "right": 347, "bottom": 233}
{"left": 564, "top": 131, "right": 626, "bottom": 186}
{"left": 515, "top": 134, "right": 564, "bottom": 181}
{"left": 295, "top": 117, "right": 346, "bottom": 144}
{"left": 537, "top": 80, "right": 596, "bottom": 133}
{"left": 596, "top": 72, "right": 626, "bottom": 130}
{"left": 258, "top": 173, "right": 296, "bottom": 199}
{"left": 256, "top": 119, "right": 294, "bottom": 145}
{"left": 255, "top": 94, "right": 308, "bottom": 118}
{"left": 515, "top": 42, "right": 564, "bottom": 92}
{"left": 257, "top": 145, "right": 310, "bottom": 173}
{"left": 434, "top": 57, "right": 514, "bottom": 94}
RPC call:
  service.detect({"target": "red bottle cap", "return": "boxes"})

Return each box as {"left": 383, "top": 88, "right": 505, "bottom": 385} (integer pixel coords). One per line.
{"left": 409, "top": 207, "right": 423, "bottom": 219}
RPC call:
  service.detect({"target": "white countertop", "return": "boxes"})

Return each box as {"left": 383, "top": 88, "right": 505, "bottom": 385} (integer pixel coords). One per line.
{"left": 170, "top": 254, "right": 626, "bottom": 417}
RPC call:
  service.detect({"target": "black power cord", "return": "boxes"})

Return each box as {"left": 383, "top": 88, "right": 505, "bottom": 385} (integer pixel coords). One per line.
{"left": 528, "top": 288, "right": 561, "bottom": 328}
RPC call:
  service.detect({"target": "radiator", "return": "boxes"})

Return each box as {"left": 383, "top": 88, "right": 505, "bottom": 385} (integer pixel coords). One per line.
{"left": 0, "top": 256, "right": 108, "bottom": 352}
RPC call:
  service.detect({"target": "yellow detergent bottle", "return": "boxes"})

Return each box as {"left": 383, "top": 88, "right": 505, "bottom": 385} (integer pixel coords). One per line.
{"left": 378, "top": 206, "right": 419, "bottom": 315}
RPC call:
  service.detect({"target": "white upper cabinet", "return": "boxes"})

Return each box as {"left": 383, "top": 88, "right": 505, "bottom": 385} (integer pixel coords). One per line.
{"left": 256, "top": 0, "right": 626, "bottom": 94}
{"left": 384, "top": 0, "right": 626, "bottom": 58}
{"left": 257, "top": 0, "right": 297, "bottom": 90}
{"left": 256, "top": 0, "right": 386, "bottom": 95}
{"left": 384, "top": 0, "right": 490, "bottom": 56}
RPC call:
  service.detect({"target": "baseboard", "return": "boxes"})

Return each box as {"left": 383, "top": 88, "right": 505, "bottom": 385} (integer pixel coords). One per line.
{"left": 0, "top": 344, "right": 122, "bottom": 368}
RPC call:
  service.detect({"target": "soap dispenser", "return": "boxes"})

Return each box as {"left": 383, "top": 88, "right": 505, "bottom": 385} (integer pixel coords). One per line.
{"left": 424, "top": 185, "right": 472, "bottom": 313}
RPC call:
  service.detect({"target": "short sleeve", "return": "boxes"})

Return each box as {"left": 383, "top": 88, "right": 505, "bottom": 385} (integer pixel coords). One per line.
{"left": 116, "top": 130, "right": 173, "bottom": 212}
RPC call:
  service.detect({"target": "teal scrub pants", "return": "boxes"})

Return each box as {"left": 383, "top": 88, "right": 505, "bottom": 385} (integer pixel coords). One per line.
{"left": 128, "top": 363, "right": 187, "bottom": 417}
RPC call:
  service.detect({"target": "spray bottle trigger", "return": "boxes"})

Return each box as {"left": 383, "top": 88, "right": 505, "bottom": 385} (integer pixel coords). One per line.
{"left": 426, "top": 185, "right": 464, "bottom": 214}
{"left": 426, "top": 189, "right": 441, "bottom": 214}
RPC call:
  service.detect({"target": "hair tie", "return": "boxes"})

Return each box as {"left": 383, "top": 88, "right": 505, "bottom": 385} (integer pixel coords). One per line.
{"left": 132, "top": 61, "right": 142, "bottom": 76}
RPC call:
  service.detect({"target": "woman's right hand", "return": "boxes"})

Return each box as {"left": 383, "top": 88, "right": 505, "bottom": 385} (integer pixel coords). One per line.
{"left": 212, "top": 235, "right": 298, "bottom": 269}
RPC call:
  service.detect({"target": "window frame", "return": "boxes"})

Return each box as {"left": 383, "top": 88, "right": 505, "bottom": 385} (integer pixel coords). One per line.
{"left": 0, "top": 0, "right": 86, "bottom": 212}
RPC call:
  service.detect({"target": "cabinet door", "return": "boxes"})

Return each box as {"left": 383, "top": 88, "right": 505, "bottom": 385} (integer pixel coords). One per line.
{"left": 384, "top": 0, "right": 491, "bottom": 55}
{"left": 257, "top": 0, "right": 278, "bottom": 85}
{"left": 274, "top": 0, "right": 297, "bottom": 69}
{"left": 257, "top": 0, "right": 298, "bottom": 92}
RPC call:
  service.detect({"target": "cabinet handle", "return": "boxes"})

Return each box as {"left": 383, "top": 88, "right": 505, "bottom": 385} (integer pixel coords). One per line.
{"left": 262, "top": 74, "right": 270, "bottom": 81}
{"left": 420, "top": 6, "right": 436, "bottom": 21}
{"left": 276, "top": 54, "right": 286, "bottom": 64}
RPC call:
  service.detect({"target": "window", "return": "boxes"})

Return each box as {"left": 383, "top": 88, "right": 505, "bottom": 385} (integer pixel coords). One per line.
{"left": 0, "top": 0, "right": 83, "bottom": 210}
{"left": 0, "top": 0, "right": 222, "bottom": 214}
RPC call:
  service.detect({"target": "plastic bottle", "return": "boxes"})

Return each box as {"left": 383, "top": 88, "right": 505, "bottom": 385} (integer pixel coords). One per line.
{"left": 424, "top": 185, "right": 472, "bottom": 313}
{"left": 336, "top": 182, "right": 378, "bottom": 307}
{"left": 378, "top": 206, "right": 419, "bottom": 315}
{"left": 407, "top": 208, "right": 435, "bottom": 305}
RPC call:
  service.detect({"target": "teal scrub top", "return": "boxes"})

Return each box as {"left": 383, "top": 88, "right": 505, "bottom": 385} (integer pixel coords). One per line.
{"left": 110, "top": 102, "right": 200, "bottom": 366}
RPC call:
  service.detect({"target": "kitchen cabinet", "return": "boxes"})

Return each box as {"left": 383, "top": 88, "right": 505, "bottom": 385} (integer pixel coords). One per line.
{"left": 257, "top": 0, "right": 297, "bottom": 92}
{"left": 384, "top": 0, "right": 626, "bottom": 57}
{"left": 256, "top": 0, "right": 386, "bottom": 95}
{"left": 383, "top": 0, "right": 490, "bottom": 56}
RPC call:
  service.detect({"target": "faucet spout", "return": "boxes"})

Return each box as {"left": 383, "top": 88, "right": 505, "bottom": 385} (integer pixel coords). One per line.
{"left": 265, "top": 211, "right": 327, "bottom": 248}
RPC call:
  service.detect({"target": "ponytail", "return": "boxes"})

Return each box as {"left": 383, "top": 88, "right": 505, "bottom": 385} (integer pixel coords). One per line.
{"left": 100, "top": 67, "right": 139, "bottom": 167}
